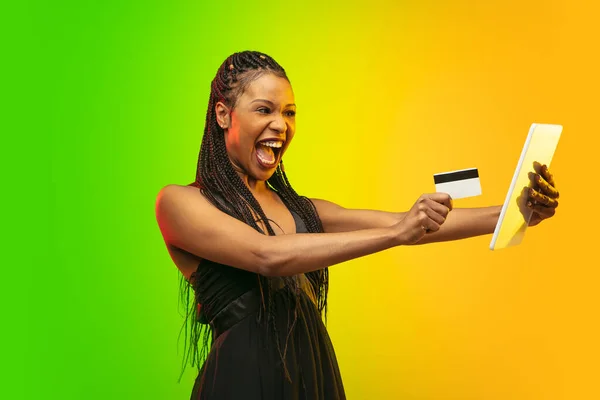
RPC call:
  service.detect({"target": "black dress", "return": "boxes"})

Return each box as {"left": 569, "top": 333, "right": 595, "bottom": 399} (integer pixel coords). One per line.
{"left": 188, "top": 210, "right": 346, "bottom": 399}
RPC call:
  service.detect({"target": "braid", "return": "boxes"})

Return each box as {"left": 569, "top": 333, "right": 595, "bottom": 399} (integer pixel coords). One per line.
{"left": 179, "top": 51, "right": 328, "bottom": 381}
{"left": 267, "top": 164, "right": 329, "bottom": 314}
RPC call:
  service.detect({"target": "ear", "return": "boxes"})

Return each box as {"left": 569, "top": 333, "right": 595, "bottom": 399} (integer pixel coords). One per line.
{"left": 215, "top": 101, "right": 231, "bottom": 129}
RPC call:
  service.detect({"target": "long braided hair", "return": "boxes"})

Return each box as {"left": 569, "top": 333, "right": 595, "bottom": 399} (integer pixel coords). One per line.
{"left": 177, "top": 51, "right": 328, "bottom": 381}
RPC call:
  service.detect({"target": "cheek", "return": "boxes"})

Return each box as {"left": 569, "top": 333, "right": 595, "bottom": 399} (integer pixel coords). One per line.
{"left": 287, "top": 122, "right": 295, "bottom": 139}
{"left": 227, "top": 132, "right": 258, "bottom": 162}
{"left": 234, "top": 120, "right": 261, "bottom": 149}
{"left": 224, "top": 131, "right": 245, "bottom": 159}
{"left": 286, "top": 131, "right": 295, "bottom": 147}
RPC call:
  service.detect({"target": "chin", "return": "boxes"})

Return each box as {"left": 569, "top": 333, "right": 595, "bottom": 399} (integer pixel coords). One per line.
{"left": 254, "top": 169, "right": 277, "bottom": 182}
{"left": 252, "top": 158, "right": 281, "bottom": 181}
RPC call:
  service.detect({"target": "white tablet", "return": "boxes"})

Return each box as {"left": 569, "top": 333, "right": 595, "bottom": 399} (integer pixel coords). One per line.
{"left": 490, "top": 123, "right": 562, "bottom": 250}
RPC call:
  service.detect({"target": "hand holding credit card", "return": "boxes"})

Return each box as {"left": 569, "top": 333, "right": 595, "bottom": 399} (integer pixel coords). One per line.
{"left": 434, "top": 168, "right": 482, "bottom": 199}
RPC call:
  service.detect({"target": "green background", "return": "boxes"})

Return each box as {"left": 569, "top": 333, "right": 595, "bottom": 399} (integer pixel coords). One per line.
{"left": 14, "top": 2, "right": 364, "bottom": 398}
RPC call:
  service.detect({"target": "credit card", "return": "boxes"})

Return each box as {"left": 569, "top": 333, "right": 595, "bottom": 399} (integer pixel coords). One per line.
{"left": 434, "top": 168, "right": 482, "bottom": 199}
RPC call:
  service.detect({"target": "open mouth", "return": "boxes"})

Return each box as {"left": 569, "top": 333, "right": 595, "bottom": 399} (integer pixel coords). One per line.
{"left": 255, "top": 139, "right": 284, "bottom": 168}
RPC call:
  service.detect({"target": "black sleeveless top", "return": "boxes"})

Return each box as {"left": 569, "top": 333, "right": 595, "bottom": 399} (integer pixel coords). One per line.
{"left": 189, "top": 210, "right": 308, "bottom": 324}
{"left": 186, "top": 186, "right": 345, "bottom": 399}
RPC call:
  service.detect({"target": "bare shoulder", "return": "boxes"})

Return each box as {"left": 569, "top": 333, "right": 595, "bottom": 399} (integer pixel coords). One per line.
{"left": 156, "top": 184, "right": 207, "bottom": 212}
{"left": 155, "top": 184, "right": 210, "bottom": 278}
{"left": 309, "top": 198, "right": 346, "bottom": 221}
{"left": 155, "top": 184, "right": 211, "bottom": 242}
{"left": 157, "top": 183, "right": 201, "bottom": 198}
{"left": 310, "top": 198, "right": 345, "bottom": 212}
{"left": 155, "top": 183, "right": 267, "bottom": 273}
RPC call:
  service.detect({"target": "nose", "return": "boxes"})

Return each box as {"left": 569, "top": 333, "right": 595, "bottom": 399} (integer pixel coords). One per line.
{"left": 270, "top": 113, "right": 287, "bottom": 134}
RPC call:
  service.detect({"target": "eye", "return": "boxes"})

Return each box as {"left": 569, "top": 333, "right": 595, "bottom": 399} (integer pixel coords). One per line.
{"left": 257, "top": 107, "right": 270, "bottom": 114}
{"left": 285, "top": 110, "right": 296, "bottom": 117}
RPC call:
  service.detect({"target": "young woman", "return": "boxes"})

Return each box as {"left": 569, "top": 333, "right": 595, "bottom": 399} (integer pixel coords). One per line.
{"left": 155, "top": 51, "right": 559, "bottom": 400}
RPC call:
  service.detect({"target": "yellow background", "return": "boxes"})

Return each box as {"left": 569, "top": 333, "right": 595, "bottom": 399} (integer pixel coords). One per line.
{"left": 281, "top": 2, "right": 599, "bottom": 399}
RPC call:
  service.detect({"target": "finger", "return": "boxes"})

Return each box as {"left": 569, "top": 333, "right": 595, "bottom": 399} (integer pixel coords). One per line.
{"left": 534, "top": 173, "right": 559, "bottom": 198}
{"left": 528, "top": 188, "right": 559, "bottom": 208}
{"left": 421, "top": 217, "right": 441, "bottom": 233}
{"left": 527, "top": 202, "right": 557, "bottom": 219}
{"left": 416, "top": 202, "right": 445, "bottom": 226}
{"left": 539, "top": 163, "right": 556, "bottom": 187}
{"left": 423, "top": 204, "right": 446, "bottom": 226}
{"left": 425, "top": 198, "right": 450, "bottom": 219}
{"left": 533, "top": 161, "right": 544, "bottom": 175}
{"left": 426, "top": 193, "right": 453, "bottom": 211}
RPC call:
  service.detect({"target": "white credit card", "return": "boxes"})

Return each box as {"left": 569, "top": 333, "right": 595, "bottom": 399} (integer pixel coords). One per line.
{"left": 434, "top": 168, "right": 482, "bottom": 199}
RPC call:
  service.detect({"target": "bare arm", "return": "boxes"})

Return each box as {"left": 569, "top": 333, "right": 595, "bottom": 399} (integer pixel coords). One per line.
{"left": 414, "top": 206, "right": 501, "bottom": 244}
{"left": 311, "top": 198, "right": 500, "bottom": 244}
{"left": 310, "top": 161, "right": 560, "bottom": 243}
{"left": 310, "top": 198, "right": 405, "bottom": 232}
{"left": 156, "top": 185, "right": 422, "bottom": 277}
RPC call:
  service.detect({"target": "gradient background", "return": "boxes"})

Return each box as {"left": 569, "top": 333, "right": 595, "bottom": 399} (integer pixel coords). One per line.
{"left": 9, "top": 0, "right": 599, "bottom": 398}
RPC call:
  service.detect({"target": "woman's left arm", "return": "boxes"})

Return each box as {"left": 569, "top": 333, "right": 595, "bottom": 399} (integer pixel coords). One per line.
{"left": 413, "top": 206, "right": 500, "bottom": 244}
{"left": 310, "top": 161, "right": 559, "bottom": 245}
{"left": 309, "top": 199, "right": 501, "bottom": 244}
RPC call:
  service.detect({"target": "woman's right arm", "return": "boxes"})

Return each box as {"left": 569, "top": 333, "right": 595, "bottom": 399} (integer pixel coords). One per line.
{"left": 155, "top": 185, "right": 451, "bottom": 277}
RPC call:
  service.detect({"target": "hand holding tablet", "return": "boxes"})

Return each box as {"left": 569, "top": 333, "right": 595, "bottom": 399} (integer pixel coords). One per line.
{"left": 432, "top": 123, "right": 562, "bottom": 250}
{"left": 525, "top": 161, "right": 560, "bottom": 227}
{"left": 490, "top": 123, "right": 562, "bottom": 250}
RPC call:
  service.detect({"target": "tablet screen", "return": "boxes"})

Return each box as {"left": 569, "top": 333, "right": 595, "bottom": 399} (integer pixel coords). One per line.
{"left": 490, "top": 123, "right": 562, "bottom": 250}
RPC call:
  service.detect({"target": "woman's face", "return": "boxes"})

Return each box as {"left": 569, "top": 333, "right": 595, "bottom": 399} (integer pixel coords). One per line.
{"left": 217, "top": 73, "right": 296, "bottom": 183}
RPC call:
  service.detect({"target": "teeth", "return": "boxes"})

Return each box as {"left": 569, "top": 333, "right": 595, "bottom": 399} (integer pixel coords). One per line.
{"left": 257, "top": 152, "right": 276, "bottom": 165}
{"left": 260, "top": 141, "right": 283, "bottom": 148}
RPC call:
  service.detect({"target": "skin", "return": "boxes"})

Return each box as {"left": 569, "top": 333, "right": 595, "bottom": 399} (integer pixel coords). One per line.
{"left": 155, "top": 73, "right": 559, "bottom": 279}
{"left": 215, "top": 73, "right": 297, "bottom": 189}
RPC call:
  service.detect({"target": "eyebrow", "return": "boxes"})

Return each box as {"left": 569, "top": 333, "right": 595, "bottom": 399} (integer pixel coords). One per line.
{"left": 250, "top": 99, "right": 296, "bottom": 107}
